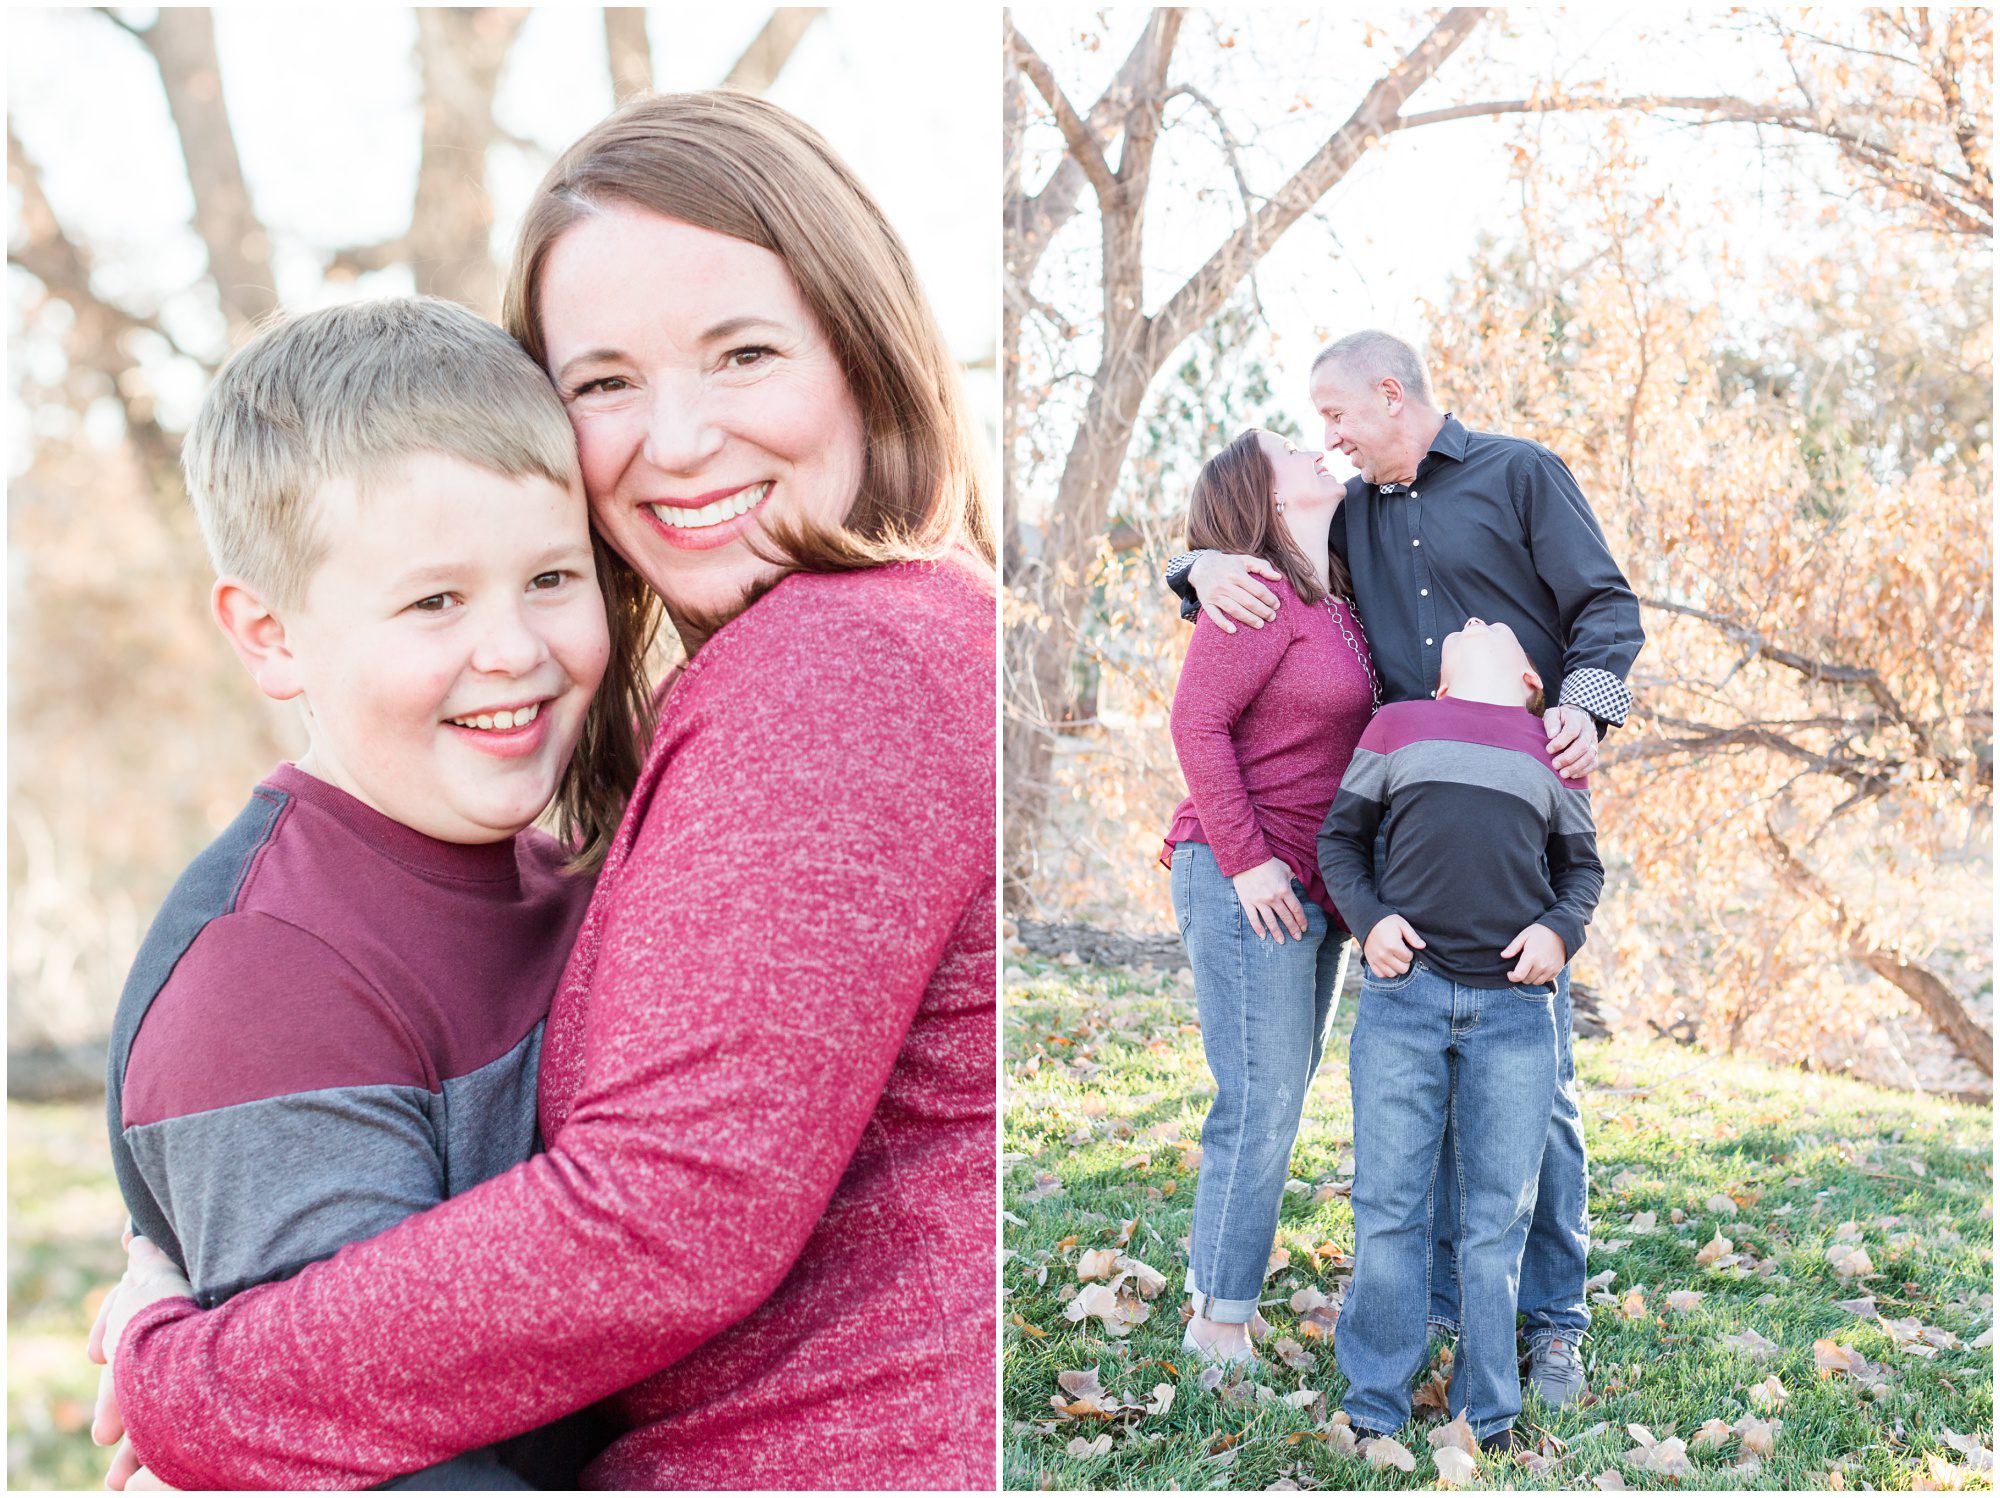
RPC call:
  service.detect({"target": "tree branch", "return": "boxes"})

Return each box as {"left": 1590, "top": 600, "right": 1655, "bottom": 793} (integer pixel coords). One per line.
{"left": 604, "top": 8, "right": 653, "bottom": 101}
{"left": 720, "top": 9, "right": 824, "bottom": 94}
{"left": 1011, "top": 26, "right": 1118, "bottom": 199}
{"left": 1761, "top": 813, "right": 1992, "bottom": 1076}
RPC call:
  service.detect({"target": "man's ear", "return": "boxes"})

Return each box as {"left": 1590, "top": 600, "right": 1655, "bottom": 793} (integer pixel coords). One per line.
{"left": 212, "top": 577, "right": 305, "bottom": 702}
{"left": 1379, "top": 376, "right": 1405, "bottom": 416}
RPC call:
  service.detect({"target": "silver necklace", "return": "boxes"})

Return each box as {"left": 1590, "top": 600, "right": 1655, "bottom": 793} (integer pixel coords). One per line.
{"left": 1325, "top": 594, "right": 1382, "bottom": 710}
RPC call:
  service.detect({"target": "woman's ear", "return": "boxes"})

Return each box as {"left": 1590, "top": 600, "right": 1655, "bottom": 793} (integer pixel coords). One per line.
{"left": 212, "top": 577, "right": 305, "bottom": 702}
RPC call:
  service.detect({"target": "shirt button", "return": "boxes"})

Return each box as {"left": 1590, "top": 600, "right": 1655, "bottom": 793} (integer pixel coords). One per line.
{"left": 1420, "top": 589, "right": 1428, "bottom": 596}
{"left": 1411, "top": 490, "right": 1420, "bottom": 499}
{"left": 1425, "top": 637, "right": 1434, "bottom": 645}
{"left": 1412, "top": 538, "right": 1421, "bottom": 547}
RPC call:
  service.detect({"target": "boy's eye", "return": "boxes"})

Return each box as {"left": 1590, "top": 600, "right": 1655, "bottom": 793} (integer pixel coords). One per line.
{"left": 529, "top": 571, "right": 565, "bottom": 591}
{"left": 411, "top": 593, "right": 456, "bottom": 613}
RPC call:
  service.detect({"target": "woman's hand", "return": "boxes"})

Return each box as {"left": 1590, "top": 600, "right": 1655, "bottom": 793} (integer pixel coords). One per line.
{"left": 86, "top": 1235, "right": 194, "bottom": 1464}
{"left": 1230, "top": 858, "right": 1307, "bottom": 943}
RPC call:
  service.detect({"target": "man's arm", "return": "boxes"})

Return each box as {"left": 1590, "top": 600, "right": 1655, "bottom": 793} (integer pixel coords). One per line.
{"left": 1164, "top": 551, "right": 1282, "bottom": 632}
{"left": 1516, "top": 447, "right": 1645, "bottom": 730}
{"left": 1536, "top": 782, "right": 1604, "bottom": 962}
{"left": 1315, "top": 732, "right": 1395, "bottom": 944}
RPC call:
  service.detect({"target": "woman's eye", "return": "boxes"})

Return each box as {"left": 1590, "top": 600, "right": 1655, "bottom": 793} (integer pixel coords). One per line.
{"left": 724, "top": 345, "right": 774, "bottom": 370}
{"left": 571, "top": 375, "right": 631, "bottom": 397}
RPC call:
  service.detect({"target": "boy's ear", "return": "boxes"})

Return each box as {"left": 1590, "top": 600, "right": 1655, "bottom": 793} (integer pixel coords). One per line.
{"left": 1522, "top": 666, "right": 1545, "bottom": 695}
{"left": 212, "top": 577, "right": 305, "bottom": 702}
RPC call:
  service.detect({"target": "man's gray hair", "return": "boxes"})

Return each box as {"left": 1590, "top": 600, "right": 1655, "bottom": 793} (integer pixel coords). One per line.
{"left": 182, "top": 296, "right": 581, "bottom": 607}
{"left": 1311, "top": 329, "right": 1433, "bottom": 406}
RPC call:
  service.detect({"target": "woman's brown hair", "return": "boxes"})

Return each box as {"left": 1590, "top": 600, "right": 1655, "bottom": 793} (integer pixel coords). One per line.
{"left": 1187, "top": 430, "right": 1353, "bottom": 608}
{"left": 504, "top": 91, "right": 994, "bottom": 868}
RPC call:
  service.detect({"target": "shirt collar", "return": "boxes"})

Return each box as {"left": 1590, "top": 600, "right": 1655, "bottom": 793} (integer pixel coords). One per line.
{"left": 1377, "top": 414, "right": 1467, "bottom": 493}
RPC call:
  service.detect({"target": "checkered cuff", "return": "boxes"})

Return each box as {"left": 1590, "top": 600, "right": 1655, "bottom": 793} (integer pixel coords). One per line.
{"left": 1558, "top": 668, "right": 1632, "bottom": 728}
{"left": 1166, "top": 551, "right": 1203, "bottom": 622}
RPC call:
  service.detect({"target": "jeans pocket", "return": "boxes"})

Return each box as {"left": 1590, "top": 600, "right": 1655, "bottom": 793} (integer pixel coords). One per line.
{"left": 1511, "top": 981, "right": 1555, "bottom": 1002}
{"left": 1361, "top": 959, "right": 1420, "bottom": 992}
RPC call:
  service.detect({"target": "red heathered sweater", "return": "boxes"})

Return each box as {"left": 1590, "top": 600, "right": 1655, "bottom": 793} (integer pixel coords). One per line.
{"left": 116, "top": 560, "right": 998, "bottom": 1491}
{"left": 1161, "top": 576, "right": 1376, "bottom": 919}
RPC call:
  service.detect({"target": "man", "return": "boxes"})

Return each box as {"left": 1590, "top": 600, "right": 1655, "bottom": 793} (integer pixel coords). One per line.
{"left": 1167, "top": 329, "right": 1644, "bottom": 1404}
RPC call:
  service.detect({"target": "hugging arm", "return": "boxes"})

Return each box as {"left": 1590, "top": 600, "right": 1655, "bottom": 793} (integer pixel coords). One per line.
{"left": 1516, "top": 448, "right": 1645, "bottom": 731}
{"left": 1314, "top": 725, "right": 1397, "bottom": 953}
{"left": 114, "top": 614, "right": 993, "bottom": 1492}
{"left": 1536, "top": 783, "right": 1604, "bottom": 963}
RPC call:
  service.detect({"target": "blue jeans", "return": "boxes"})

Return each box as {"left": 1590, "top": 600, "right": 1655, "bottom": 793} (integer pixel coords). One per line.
{"left": 1337, "top": 960, "right": 1560, "bottom": 1439}
{"left": 1427, "top": 969, "right": 1589, "bottom": 1343}
{"left": 1171, "top": 841, "right": 1344, "bottom": 1322}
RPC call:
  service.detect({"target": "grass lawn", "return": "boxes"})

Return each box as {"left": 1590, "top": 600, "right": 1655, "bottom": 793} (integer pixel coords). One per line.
{"left": 9, "top": 1100, "right": 130, "bottom": 1491}
{"left": 1003, "top": 955, "right": 1995, "bottom": 1491}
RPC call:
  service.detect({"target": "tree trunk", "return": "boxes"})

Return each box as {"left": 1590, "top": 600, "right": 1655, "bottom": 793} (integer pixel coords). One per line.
{"left": 1761, "top": 816, "right": 1993, "bottom": 1076}
{"left": 604, "top": 8, "right": 653, "bottom": 100}
{"left": 721, "top": 10, "right": 825, "bottom": 94}
{"left": 407, "top": 9, "right": 531, "bottom": 316}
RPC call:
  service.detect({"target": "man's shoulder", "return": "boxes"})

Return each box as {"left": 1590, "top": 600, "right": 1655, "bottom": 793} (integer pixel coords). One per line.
{"left": 1459, "top": 424, "right": 1562, "bottom": 470}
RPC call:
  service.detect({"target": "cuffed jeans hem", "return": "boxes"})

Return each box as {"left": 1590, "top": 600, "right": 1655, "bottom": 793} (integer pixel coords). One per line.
{"left": 1341, "top": 1400, "right": 1407, "bottom": 1438}
{"left": 1427, "top": 1316, "right": 1461, "bottom": 1339}
{"left": 1184, "top": 1275, "right": 1260, "bottom": 1324}
{"left": 1472, "top": 1417, "right": 1515, "bottom": 1442}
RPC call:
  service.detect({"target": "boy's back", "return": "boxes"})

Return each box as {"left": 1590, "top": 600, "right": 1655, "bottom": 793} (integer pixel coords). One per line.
{"left": 107, "top": 763, "right": 590, "bottom": 1304}
{"left": 1317, "top": 696, "right": 1600, "bottom": 985}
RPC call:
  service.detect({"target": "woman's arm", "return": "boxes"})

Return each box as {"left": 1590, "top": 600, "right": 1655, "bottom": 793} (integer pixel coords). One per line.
{"left": 1168, "top": 603, "right": 1292, "bottom": 878}
{"left": 115, "top": 586, "right": 994, "bottom": 1490}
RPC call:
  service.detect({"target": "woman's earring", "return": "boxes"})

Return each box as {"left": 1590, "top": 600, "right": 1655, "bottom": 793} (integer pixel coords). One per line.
{"left": 1275, "top": 499, "right": 1288, "bottom": 515}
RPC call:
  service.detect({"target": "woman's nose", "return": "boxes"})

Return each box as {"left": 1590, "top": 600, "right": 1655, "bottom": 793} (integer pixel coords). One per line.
{"left": 641, "top": 378, "right": 726, "bottom": 475}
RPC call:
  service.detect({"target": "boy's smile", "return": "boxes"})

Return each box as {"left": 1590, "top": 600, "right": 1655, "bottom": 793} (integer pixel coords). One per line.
{"left": 263, "top": 452, "right": 610, "bottom": 843}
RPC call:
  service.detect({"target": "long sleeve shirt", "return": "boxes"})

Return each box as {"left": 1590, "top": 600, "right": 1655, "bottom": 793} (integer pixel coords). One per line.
{"left": 1317, "top": 697, "right": 1602, "bottom": 986}
{"left": 1169, "top": 415, "right": 1645, "bottom": 727}
{"left": 1162, "top": 576, "right": 1376, "bottom": 920}
{"left": 116, "top": 559, "right": 998, "bottom": 1492}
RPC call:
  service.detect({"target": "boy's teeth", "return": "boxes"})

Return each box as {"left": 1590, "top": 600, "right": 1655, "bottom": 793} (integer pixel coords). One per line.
{"left": 649, "top": 482, "right": 771, "bottom": 530}
{"left": 450, "top": 702, "right": 540, "bottom": 731}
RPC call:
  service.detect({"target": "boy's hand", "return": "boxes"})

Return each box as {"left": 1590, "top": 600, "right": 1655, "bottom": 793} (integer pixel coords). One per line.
{"left": 1502, "top": 923, "right": 1567, "bottom": 985}
{"left": 88, "top": 1236, "right": 194, "bottom": 1451}
{"left": 1231, "top": 857, "right": 1308, "bottom": 943}
{"left": 1189, "top": 552, "right": 1282, "bottom": 633}
{"left": 1363, "top": 914, "right": 1426, "bottom": 977}
{"left": 1543, "top": 705, "right": 1599, "bottom": 778}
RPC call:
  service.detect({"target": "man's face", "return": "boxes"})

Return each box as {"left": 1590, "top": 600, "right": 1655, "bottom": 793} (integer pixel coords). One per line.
{"left": 277, "top": 452, "right": 609, "bottom": 843}
{"left": 1311, "top": 361, "right": 1406, "bottom": 485}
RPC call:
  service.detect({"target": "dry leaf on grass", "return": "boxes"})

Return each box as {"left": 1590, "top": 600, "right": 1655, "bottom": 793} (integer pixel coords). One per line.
{"left": 1826, "top": 1242, "right": 1874, "bottom": 1279}
{"left": 1622, "top": 1425, "right": 1693, "bottom": 1476}
{"left": 1585, "top": 1269, "right": 1618, "bottom": 1293}
{"left": 1592, "top": 1470, "right": 1629, "bottom": 1489}
{"left": 1076, "top": 1248, "right": 1120, "bottom": 1282}
{"left": 1706, "top": 1193, "right": 1737, "bottom": 1216}
{"left": 1629, "top": 1210, "right": 1658, "bottom": 1233}
{"left": 1066, "top": 1433, "right": 1112, "bottom": 1458}
{"left": 1941, "top": 1430, "right": 1994, "bottom": 1471}
{"left": 1836, "top": 1295, "right": 1878, "bottom": 1318}
{"left": 1325, "top": 1421, "right": 1359, "bottom": 1457}
{"left": 1734, "top": 1415, "right": 1781, "bottom": 1458}
{"left": 1271, "top": 1337, "right": 1317, "bottom": 1373}
{"left": 1428, "top": 1414, "right": 1479, "bottom": 1457}
{"left": 1691, "top": 1418, "right": 1734, "bottom": 1452}
{"left": 1619, "top": 1289, "right": 1649, "bottom": 1319}
{"left": 1144, "top": 1383, "right": 1175, "bottom": 1416}
{"left": 1665, "top": 1288, "right": 1705, "bottom": 1313}
{"left": 1361, "top": 1435, "right": 1416, "bottom": 1472}
{"left": 1813, "top": 1338, "right": 1886, "bottom": 1384}
{"left": 1696, "top": 1230, "right": 1734, "bottom": 1266}
{"left": 1719, "top": 1327, "right": 1782, "bottom": 1360}
{"left": 1434, "top": 1446, "right": 1480, "bottom": 1487}
{"left": 1747, "top": 1375, "right": 1788, "bottom": 1411}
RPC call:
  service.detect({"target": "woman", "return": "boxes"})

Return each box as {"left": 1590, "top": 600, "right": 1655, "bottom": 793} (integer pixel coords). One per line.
{"left": 92, "top": 92, "right": 996, "bottom": 1490}
{"left": 1162, "top": 429, "right": 1376, "bottom": 1366}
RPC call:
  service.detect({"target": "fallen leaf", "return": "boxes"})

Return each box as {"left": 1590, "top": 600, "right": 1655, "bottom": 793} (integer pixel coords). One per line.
{"left": 1720, "top": 1327, "right": 1782, "bottom": 1360}
{"left": 1362, "top": 1435, "right": 1416, "bottom": 1473}
{"left": 1734, "top": 1415, "right": 1780, "bottom": 1459}
{"left": 1665, "top": 1289, "right": 1705, "bottom": 1313}
{"left": 1325, "top": 1421, "right": 1359, "bottom": 1456}
{"left": 1833, "top": 1219, "right": 1864, "bottom": 1242}
{"left": 1428, "top": 1414, "right": 1479, "bottom": 1457}
{"left": 1706, "top": 1193, "right": 1737, "bottom": 1216}
{"left": 1272, "top": 1337, "right": 1317, "bottom": 1373}
{"left": 1836, "top": 1295, "right": 1878, "bottom": 1318}
{"left": 1289, "top": 1286, "right": 1331, "bottom": 1315}
{"left": 1435, "top": 1446, "right": 1479, "bottom": 1486}
{"left": 1610, "top": 1169, "right": 1640, "bottom": 1191}
{"left": 1624, "top": 1432, "right": 1693, "bottom": 1476}
{"left": 1691, "top": 1418, "right": 1734, "bottom": 1452}
{"left": 1066, "top": 1433, "right": 1112, "bottom": 1458}
{"left": 1584, "top": 1269, "right": 1618, "bottom": 1293}
{"left": 1117, "top": 1255, "right": 1169, "bottom": 1299}
{"left": 1145, "top": 1383, "right": 1175, "bottom": 1416}
{"left": 1826, "top": 1243, "right": 1874, "bottom": 1279}
{"left": 1266, "top": 1246, "right": 1291, "bottom": 1277}
{"left": 1592, "top": 1472, "right": 1628, "bottom": 1490}
{"left": 1941, "top": 1429, "right": 1994, "bottom": 1471}
{"left": 1747, "top": 1375, "right": 1788, "bottom": 1411}
{"left": 1629, "top": 1211, "right": 1657, "bottom": 1233}
{"left": 1077, "top": 1248, "right": 1120, "bottom": 1281}
{"left": 1696, "top": 1230, "right": 1734, "bottom": 1266}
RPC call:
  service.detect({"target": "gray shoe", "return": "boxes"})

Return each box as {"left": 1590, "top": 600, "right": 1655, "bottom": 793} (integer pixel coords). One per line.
{"left": 1526, "top": 1336, "right": 1586, "bottom": 1406}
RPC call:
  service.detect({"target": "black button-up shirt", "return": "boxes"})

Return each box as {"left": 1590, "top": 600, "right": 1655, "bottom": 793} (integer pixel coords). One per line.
{"left": 1170, "top": 415, "right": 1644, "bottom": 723}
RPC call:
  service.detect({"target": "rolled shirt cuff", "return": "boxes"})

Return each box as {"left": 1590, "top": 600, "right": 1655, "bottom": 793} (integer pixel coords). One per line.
{"left": 1557, "top": 667, "right": 1631, "bottom": 727}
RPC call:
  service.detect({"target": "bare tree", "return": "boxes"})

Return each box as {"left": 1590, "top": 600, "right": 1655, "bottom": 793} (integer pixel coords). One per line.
{"left": 605, "top": 8, "right": 654, "bottom": 100}
{"left": 722, "top": 9, "right": 826, "bottom": 94}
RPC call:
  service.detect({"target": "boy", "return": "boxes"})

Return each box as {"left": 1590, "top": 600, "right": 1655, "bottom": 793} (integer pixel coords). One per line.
{"left": 1317, "top": 616, "right": 1602, "bottom": 1452}
{"left": 103, "top": 297, "right": 610, "bottom": 1488}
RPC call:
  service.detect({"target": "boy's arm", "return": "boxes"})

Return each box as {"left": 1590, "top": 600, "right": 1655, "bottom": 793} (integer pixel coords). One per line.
{"left": 117, "top": 913, "right": 536, "bottom": 1489}
{"left": 1536, "top": 781, "right": 1604, "bottom": 960}
{"left": 1517, "top": 448, "right": 1645, "bottom": 731}
{"left": 1169, "top": 608, "right": 1290, "bottom": 877}
{"left": 1316, "top": 731, "right": 1395, "bottom": 942}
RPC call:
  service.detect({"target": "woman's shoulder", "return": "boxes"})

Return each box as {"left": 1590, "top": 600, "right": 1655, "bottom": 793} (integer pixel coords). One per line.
{"left": 677, "top": 558, "right": 995, "bottom": 720}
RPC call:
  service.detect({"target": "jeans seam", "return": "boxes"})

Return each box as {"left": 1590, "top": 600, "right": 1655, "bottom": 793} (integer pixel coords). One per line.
{"left": 1196, "top": 887, "right": 1254, "bottom": 1308}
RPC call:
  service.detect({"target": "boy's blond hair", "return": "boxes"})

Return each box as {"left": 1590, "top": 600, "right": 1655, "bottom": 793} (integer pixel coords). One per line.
{"left": 182, "top": 296, "right": 581, "bottom": 607}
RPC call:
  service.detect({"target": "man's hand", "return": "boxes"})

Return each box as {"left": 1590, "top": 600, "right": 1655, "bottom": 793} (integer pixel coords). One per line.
{"left": 1501, "top": 923, "right": 1567, "bottom": 985}
{"left": 1230, "top": 857, "right": 1307, "bottom": 943}
{"left": 88, "top": 1236, "right": 194, "bottom": 1462}
{"left": 1543, "top": 704, "right": 1600, "bottom": 778}
{"left": 1188, "top": 552, "right": 1282, "bottom": 634}
{"left": 1363, "top": 914, "right": 1427, "bottom": 978}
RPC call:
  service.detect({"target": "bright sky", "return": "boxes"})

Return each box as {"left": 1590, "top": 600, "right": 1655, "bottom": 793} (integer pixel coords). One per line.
{"left": 1008, "top": 7, "right": 1865, "bottom": 505}
{"left": 7, "top": 7, "right": 998, "bottom": 450}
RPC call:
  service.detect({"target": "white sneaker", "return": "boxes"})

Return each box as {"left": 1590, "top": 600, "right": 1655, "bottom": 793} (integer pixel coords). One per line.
{"left": 1182, "top": 1324, "right": 1258, "bottom": 1368}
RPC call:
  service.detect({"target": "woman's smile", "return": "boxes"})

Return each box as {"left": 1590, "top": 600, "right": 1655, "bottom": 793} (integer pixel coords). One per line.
{"left": 643, "top": 479, "right": 776, "bottom": 549}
